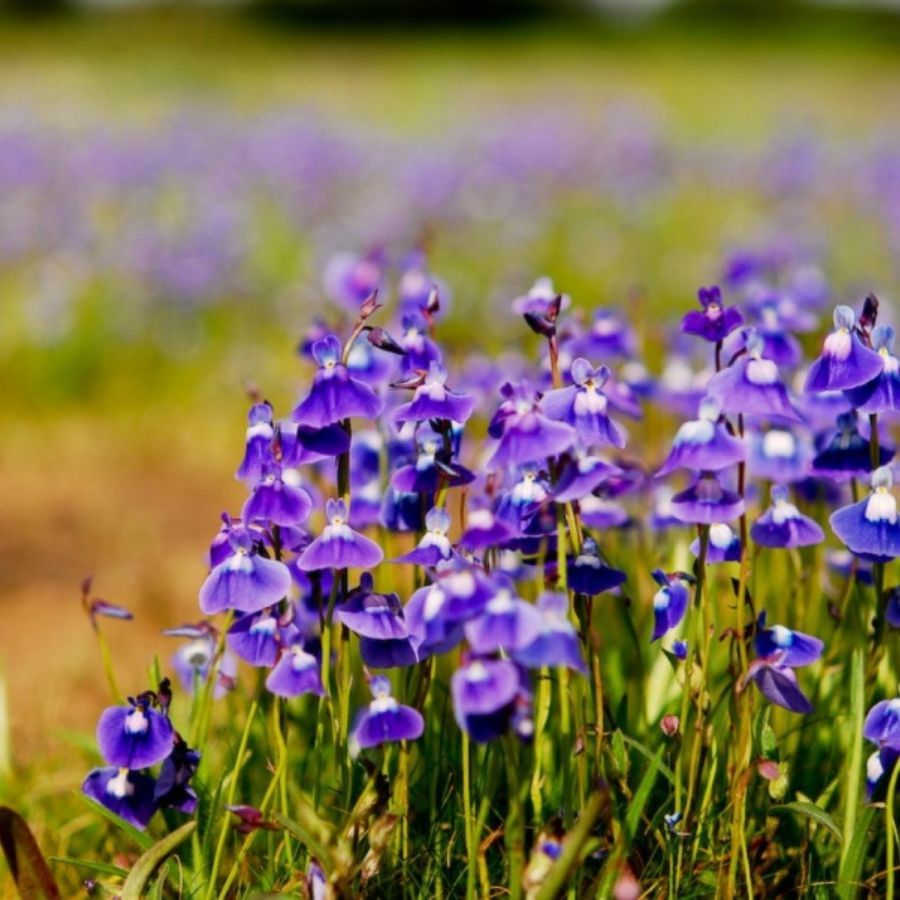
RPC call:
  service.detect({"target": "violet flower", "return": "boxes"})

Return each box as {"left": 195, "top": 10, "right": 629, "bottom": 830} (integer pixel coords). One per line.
{"left": 747, "top": 428, "right": 809, "bottom": 484}
{"left": 226, "top": 609, "right": 284, "bottom": 667}
{"left": 464, "top": 581, "right": 543, "bottom": 654}
{"left": 459, "top": 506, "right": 515, "bottom": 552}
{"left": 199, "top": 537, "right": 293, "bottom": 615}
{"left": 704, "top": 330, "right": 803, "bottom": 423}
{"left": 864, "top": 698, "right": 900, "bottom": 748}
{"left": 650, "top": 569, "right": 692, "bottom": 641}
{"left": 552, "top": 453, "right": 622, "bottom": 502}
{"left": 242, "top": 464, "right": 313, "bottom": 528}
{"left": 671, "top": 472, "right": 745, "bottom": 525}
{"left": 392, "top": 506, "right": 457, "bottom": 566}
{"left": 83, "top": 767, "right": 157, "bottom": 829}
{"left": 393, "top": 362, "right": 476, "bottom": 426}
{"left": 750, "top": 485, "right": 824, "bottom": 548}
{"left": 830, "top": 466, "right": 900, "bottom": 562}
{"left": 811, "top": 411, "right": 893, "bottom": 480}
{"left": 804, "top": 305, "right": 884, "bottom": 394}
{"left": 96, "top": 697, "right": 174, "bottom": 770}
{"left": 236, "top": 401, "right": 275, "bottom": 484}
{"left": 689, "top": 522, "right": 741, "bottom": 563}
{"left": 297, "top": 499, "right": 384, "bottom": 571}
{"left": 656, "top": 397, "right": 745, "bottom": 476}
{"left": 539, "top": 359, "right": 627, "bottom": 449}
{"left": 844, "top": 324, "right": 900, "bottom": 414}
{"left": 510, "top": 276, "right": 570, "bottom": 317}
{"left": 566, "top": 538, "right": 626, "bottom": 595}
{"left": 350, "top": 675, "right": 424, "bottom": 752}
{"left": 680, "top": 285, "right": 743, "bottom": 343}
{"left": 452, "top": 658, "right": 520, "bottom": 743}
{"left": 265, "top": 642, "right": 325, "bottom": 698}
{"left": 512, "top": 592, "right": 586, "bottom": 673}
{"left": 292, "top": 335, "right": 384, "bottom": 427}
{"left": 154, "top": 737, "right": 201, "bottom": 814}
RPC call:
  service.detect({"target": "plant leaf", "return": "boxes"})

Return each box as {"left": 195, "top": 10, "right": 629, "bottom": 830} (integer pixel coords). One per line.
{"left": 624, "top": 746, "right": 664, "bottom": 845}
{"left": 771, "top": 801, "right": 842, "bottom": 842}
{"left": 83, "top": 796, "right": 154, "bottom": 851}
{"left": 49, "top": 855, "right": 129, "bottom": 878}
{"left": 0, "top": 806, "right": 61, "bottom": 899}
{"left": 837, "top": 805, "right": 875, "bottom": 900}
{"left": 120, "top": 820, "right": 196, "bottom": 900}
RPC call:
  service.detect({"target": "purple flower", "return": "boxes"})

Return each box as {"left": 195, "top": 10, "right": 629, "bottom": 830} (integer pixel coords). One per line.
{"left": 297, "top": 499, "right": 384, "bottom": 571}
{"left": 844, "top": 324, "right": 900, "bottom": 414}
{"left": 804, "top": 305, "right": 884, "bottom": 394}
{"left": 464, "top": 582, "right": 543, "bottom": 654}
{"left": 747, "top": 428, "right": 809, "bottom": 484}
{"left": 199, "top": 544, "right": 293, "bottom": 615}
{"left": 510, "top": 276, "right": 570, "bottom": 317}
{"left": 745, "top": 661, "right": 813, "bottom": 714}
{"left": 170, "top": 634, "right": 237, "bottom": 699}
{"left": 650, "top": 570, "right": 691, "bottom": 641}
{"left": 459, "top": 506, "right": 515, "bottom": 551}
{"left": 671, "top": 472, "right": 745, "bottom": 525}
{"left": 830, "top": 466, "right": 900, "bottom": 562}
{"left": 350, "top": 676, "right": 424, "bottom": 752}
{"left": 690, "top": 522, "right": 741, "bottom": 563}
{"left": 680, "top": 285, "right": 743, "bottom": 343}
{"left": 335, "top": 575, "right": 409, "bottom": 640}
{"left": 754, "top": 613, "right": 824, "bottom": 667}
{"left": 292, "top": 336, "right": 384, "bottom": 427}
{"left": 487, "top": 389, "right": 576, "bottom": 471}
{"left": 811, "top": 412, "right": 893, "bottom": 480}
{"left": 512, "top": 592, "right": 587, "bottom": 673}
{"left": 566, "top": 538, "right": 626, "bottom": 595}
{"left": 242, "top": 466, "right": 313, "bottom": 528}
{"left": 398, "top": 313, "right": 443, "bottom": 374}
{"left": 393, "top": 363, "right": 476, "bottom": 425}
{"left": 392, "top": 506, "right": 457, "bottom": 566}
{"left": 750, "top": 485, "right": 825, "bottom": 548}
{"left": 265, "top": 642, "right": 325, "bottom": 698}
{"left": 540, "top": 360, "right": 627, "bottom": 449}
{"left": 552, "top": 453, "right": 622, "bottom": 503}
{"left": 656, "top": 397, "right": 745, "bottom": 476}
{"left": 452, "top": 658, "right": 520, "bottom": 743}
{"left": 864, "top": 698, "right": 900, "bottom": 749}
{"left": 83, "top": 767, "right": 157, "bottom": 829}
{"left": 226, "top": 609, "right": 283, "bottom": 667}
{"left": 96, "top": 698, "right": 174, "bottom": 769}
{"left": 704, "top": 331, "right": 802, "bottom": 423}
{"left": 390, "top": 426, "right": 475, "bottom": 494}
{"left": 866, "top": 747, "right": 900, "bottom": 801}
{"left": 154, "top": 737, "right": 201, "bottom": 814}
{"left": 572, "top": 309, "right": 636, "bottom": 359}
{"left": 322, "top": 250, "right": 384, "bottom": 310}
{"left": 578, "top": 495, "right": 631, "bottom": 530}
{"left": 236, "top": 401, "right": 275, "bottom": 484}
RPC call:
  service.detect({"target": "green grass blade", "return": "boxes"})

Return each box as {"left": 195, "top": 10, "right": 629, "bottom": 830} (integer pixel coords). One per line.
{"left": 625, "top": 746, "right": 664, "bottom": 844}
{"left": 771, "top": 801, "right": 842, "bottom": 843}
{"left": 50, "top": 855, "right": 129, "bottom": 878}
{"left": 840, "top": 649, "right": 865, "bottom": 872}
{"left": 838, "top": 806, "right": 875, "bottom": 900}
{"left": 83, "top": 796, "right": 154, "bottom": 851}
{"left": 120, "top": 820, "right": 196, "bottom": 900}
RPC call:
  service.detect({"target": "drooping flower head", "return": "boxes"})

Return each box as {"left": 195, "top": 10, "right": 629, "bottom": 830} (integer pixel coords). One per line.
{"left": 845, "top": 324, "right": 900, "bottom": 414}
{"left": 566, "top": 537, "right": 626, "bottom": 595}
{"left": 804, "top": 305, "right": 884, "bottom": 394}
{"left": 656, "top": 396, "right": 745, "bottom": 477}
{"left": 650, "top": 569, "right": 692, "bottom": 641}
{"left": 83, "top": 767, "right": 157, "bottom": 829}
{"left": 811, "top": 411, "right": 894, "bottom": 480}
{"left": 266, "top": 640, "right": 325, "bottom": 698}
{"left": 671, "top": 472, "right": 745, "bottom": 525}
{"left": 750, "top": 485, "right": 825, "bottom": 548}
{"left": 830, "top": 466, "right": 900, "bottom": 562}
{"left": 297, "top": 498, "right": 384, "bottom": 571}
{"left": 226, "top": 609, "right": 286, "bottom": 667}
{"left": 680, "top": 285, "right": 743, "bottom": 343}
{"left": 540, "top": 359, "right": 627, "bottom": 449}
{"left": 292, "top": 335, "right": 384, "bottom": 428}
{"left": 452, "top": 658, "right": 521, "bottom": 743}
{"left": 350, "top": 675, "right": 424, "bottom": 752}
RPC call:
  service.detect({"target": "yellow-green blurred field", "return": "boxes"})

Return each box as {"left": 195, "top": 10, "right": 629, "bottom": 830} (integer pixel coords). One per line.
{"left": 2, "top": 9, "right": 900, "bottom": 869}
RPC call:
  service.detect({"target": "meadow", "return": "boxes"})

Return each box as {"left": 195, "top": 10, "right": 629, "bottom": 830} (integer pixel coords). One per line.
{"left": 3, "top": 9, "right": 900, "bottom": 897}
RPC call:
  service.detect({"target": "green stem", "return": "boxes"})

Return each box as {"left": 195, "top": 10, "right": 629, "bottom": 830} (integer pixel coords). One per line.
{"left": 888, "top": 755, "right": 900, "bottom": 900}
{"left": 462, "top": 731, "right": 477, "bottom": 900}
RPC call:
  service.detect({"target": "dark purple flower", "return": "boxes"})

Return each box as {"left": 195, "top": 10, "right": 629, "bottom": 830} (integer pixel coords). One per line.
{"left": 199, "top": 545, "right": 293, "bottom": 615}
{"left": 689, "top": 522, "right": 741, "bottom": 563}
{"left": 680, "top": 285, "right": 743, "bottom": 343}
{"left": 704, "top": 331, "right": 802, "bottom": 423}
{"left": 830, "top": 466, "right": 900, "bottom": 562}
{"left": 96, "top": 698, "right": 174, "bottom": 769}
{"left": 672, "top": 640, "right": 688, "bottom": 660}
{"left": 811, "top": 411, "right": 893, "bottom": 481}
{"left": 83, "top": 767, "right": 157, "bottom": 829}
{"left": 540, "top": 360, "right": 627, "bottom": 449}
{"left": 745, "top": 661, "right": 813, "bottom": 714}
{"left": 335, "top": 575, "right": 409, "bottom": 640}
{"left": 292, "top": 336, "right": 384, "bottom": 427}
{"left": 350, "top": 676, "right": 424, "bottom": 752}
{"left": 844, "top": 324, "right": 900, "bottom": 414}
{"left": 297, "top": 499, "right": 384, "bottom": 571}
{"left": 242, "top": 466, "right": 313, "bottom": 528}
{"left": 566, "top": 538, "right": 626, "bottom": 595}
{"left": 671, "top": 472, "right": 745, "bottom": 525}
{"left": 393, "top": 363, "right": 476, "bottom": 425}
{"left": 650, "top": 569, "right": 691, "bottom": 641}
{"left": 750, "top": 485, "right": 825, "bottom": 548}
{"left": 452, "top": 658, "right": 520, "bottom": 743}
{"left": 656, "top": 397, "right": 745, "bottom": 476}
{"left": 265, "top": 642, "right": 325, "bottom": 698}
{"left": 804, "top": 305, "right": 884, "bottom": 394}
{"left": 392, "top": 506, "right": 457, "bottom": 566}
{"left": 390, "top": 426, "right": 475, "bottom": 494}
{"left": 154, "top": 737, "right": 201, "bottom": 814}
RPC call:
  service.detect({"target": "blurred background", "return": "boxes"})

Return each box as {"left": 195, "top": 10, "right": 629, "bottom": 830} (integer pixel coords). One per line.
{"left": 1, "top": 0, "right": 900, "bottom": 776}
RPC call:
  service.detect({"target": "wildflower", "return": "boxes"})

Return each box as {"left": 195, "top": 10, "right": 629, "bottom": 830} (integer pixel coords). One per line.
{"left": 656, "top": 397, "right": 745, "bottom": 476}
{"left": 297, "top": 499, "right": 384, "bottom": 571}
{"left": 236, "top": 401, "right": 275, "bottom": 484}
{"left": 566, "top": 538, "right": 626, "bottom": 595}
{"left": 750, "top": 485, "right": 824, "bottom": 548}
{"left": 242, "top": 463, "right": 313, "bottom": 528}
{"left": 322, "top": 250, "right": 384, "bottom": 310}
{"left": 96, "top": 696, "right": 174, "bottom": 769}
{"left": 226, "top": 609, "right": 285, "bottom": 667}
{"left": 464, "top": 580, "right": 543, "bottom": 654}
{"left": 811, "top": 411, "right": 893, "bottom": 480}
{"left": 863, "top": 697, "right": 900, "bottom": 748}
{"left": 830, "top": 466, "right": 900, "bottom": 562}
{"left": 804, "top": 305, "right": 884, "bottom": 393}
{"left": 392, "top": 362, "right": 476, "bottom": 425}
{"left": 680, "top": 285, "right": 743, "bottom": 343}
{"left": 390, "top": 424, "right": 475, "bottom": 494}
{"left": 398, "top": 312, "right": 443, "bottom": 374}
{"left": 747, "top": 427, "right": 809, "bottom": 484}
{"left": 579, "top": 495, "right": 631, "bottom": 530}
{"left": 292, "top": 335, "right": 384, "bottom": 427}
{"left": 553, "top": 453, "right": 622, "bottom": 503}
{"left": 572, "top": 308, "right": 636, "bottom": 359}
{"left": 265, "top": 641, "right": 325, "bottom": 698}
{"left": 154, "top": 736, "right": 201, "bottom": 814}
{"left": 704, "top": 330, "right": 803, "bottom": 423}
{"left": 845, "top": 324, "right": 900, "bottom": 414}
{"left": 82, "top": 767, "right": 157, "bottom": 829}
{"left": 459, "top": 506, "right": 515, "bottom": 551}
{"left": 672, "top": 640, "right": 688, "bottom": 660}
{"left": 392, "top": 506, "right": 457, "bottom": 566}
{"left": 866, "top": 747, "right": 900, "bottom": 801}
{"left": 199, "top": 536, "right": 293, "bottom": 615}
{"left": 350, "top": 676, "right": 424, "bottom": 752}
{"left": 511, "top": 276, "right": 570, "bottom": 317}
{"left": 452, "top": 658, "right": 521, "bottom": 743}
{"left": 650, "top": 569, "right": 692, "bottom": 641}
{"left": 540, "top": 359, "right": 627, "bottom": 449}
{"left": 335, "top": 575, "right": 409, "bottom": 641}
{"left": 671, "top": 472, "right": 745, "bottom": 525}
{"left": 513, "top": 592, "right": 587, "bottom": 673}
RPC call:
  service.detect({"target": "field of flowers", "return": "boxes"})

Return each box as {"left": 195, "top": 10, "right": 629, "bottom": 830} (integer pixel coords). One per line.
{"left": 5, "top": 11, "right": 900, "bottom": 898}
